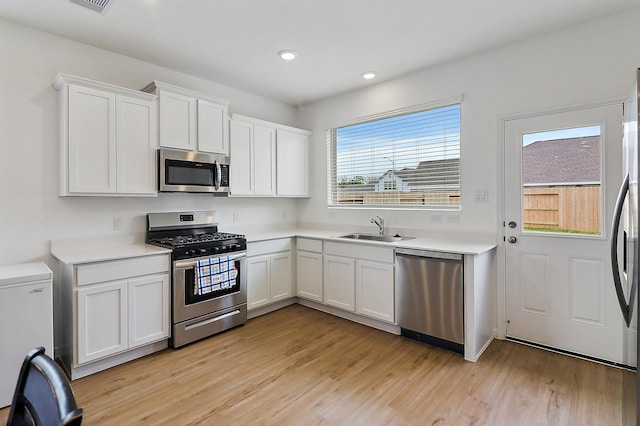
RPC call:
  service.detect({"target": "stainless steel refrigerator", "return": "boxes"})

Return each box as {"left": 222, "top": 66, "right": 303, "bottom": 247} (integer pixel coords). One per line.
{"left": 612, "top": 68, "right": 639, "bottom": 425}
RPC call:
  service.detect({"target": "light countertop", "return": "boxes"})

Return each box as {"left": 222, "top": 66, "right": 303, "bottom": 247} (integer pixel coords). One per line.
{"left": 51, "top": 235, "right": 171, "bottom": 265}
{"left": 0, "top": 262, "right": 53, "bottom": 286}
{"left": 50, "top": 227, "right": 496, "bottom": 265}
{"left": 246, "top": 228, "right": 496, "bottom": 256}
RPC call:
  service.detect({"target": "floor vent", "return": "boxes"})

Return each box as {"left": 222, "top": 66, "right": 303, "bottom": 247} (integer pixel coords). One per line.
{"left": 70, "top": 0, "right": 111, "bottom": 13}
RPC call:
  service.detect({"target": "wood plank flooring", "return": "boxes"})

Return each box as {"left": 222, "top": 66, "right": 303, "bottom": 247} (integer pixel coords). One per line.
{"left": 0, "top": 304, "right": 624, "bottom": 425}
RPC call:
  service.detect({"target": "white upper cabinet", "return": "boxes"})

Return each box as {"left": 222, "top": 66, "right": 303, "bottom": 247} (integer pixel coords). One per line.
{"left": 143, "top": 81, "right": 230, "bottom": 155}
{"left": 230, "top": 114, "right": 310, "bottom": 198}
{"left": 276, "top": 129, "right": 309, "bottom": 197}
{"left": 198, "top": 99, "right": 228, "bottom": 154}
{"left": 54, "top": 74, "right": 158, "bottom": 196}
{"left": 116, "top": 95, "right": 157, "bottom": 194}
{"left": 229, "top": 117, "right": 276, "bottom": 196}
{"left": 158, "top": 90, "right": 197, "bottom": 151}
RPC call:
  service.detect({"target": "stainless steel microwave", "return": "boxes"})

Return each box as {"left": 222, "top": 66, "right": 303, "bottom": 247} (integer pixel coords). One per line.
{"left": 159, "top": 148, "right": 230, "bottom": 194}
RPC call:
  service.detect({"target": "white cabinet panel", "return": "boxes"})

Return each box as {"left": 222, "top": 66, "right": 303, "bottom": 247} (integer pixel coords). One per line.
{"left": 198, "top": 99, "right": 228, "bottom": 155}
{"left": 247, "top": 255, "right": 270, "bottom": 309}
{"left": 230, "top": 120, "right": 253, "bottom": 195}
{"left": 323, "top": 255, "right": 355, "bottom": 311}
{"left": 77, "top": 281, "right": 127, "bottom": 364}
{"left": 356, "top": 260, "right": 395, "bottom": 323}
{"left": 128, "top": 274, "right": 170, "bottom": 347}
{"left": 159, "top": 90, "right": 197, "bottom": 151}
{"left": 68, "top": 85, "right": 116, "bottom": 194}
{"left": 296, "top": 251, "right": 323, "bottom": 302}
{"left": 116, "top": 95, "right": 157, "bottom": 194}
{"left": 276, "top": 130, "right": 308, "bottom": 196}
{"left": 271, "top": 252, "right": 292, "bottom": 302}
{"left": 254, "top": 125, "right": 276, "bottom": 196}
{"left": 230, "top": 119, "right": 275, "bottom": 196}
{"left": 247, "top": 250, "right": 293, "bottom": 310}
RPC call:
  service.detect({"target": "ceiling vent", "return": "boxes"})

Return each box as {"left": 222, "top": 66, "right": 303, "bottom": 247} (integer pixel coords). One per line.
{"left": 70, "top": 0, "right": 111, "bottom": 13}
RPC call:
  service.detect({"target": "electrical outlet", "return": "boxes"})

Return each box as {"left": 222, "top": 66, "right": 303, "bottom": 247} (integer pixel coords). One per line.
{"left": 232, "top": 212, "right": 239, "bottom": 223}
{"left": 475, "top": 190, "right": 488, "bottom": 201}
{"left": 431, "top": 214, "right": 443, "bottom": 223}
{"left": 113, "top": 217, "right": 123, "bottom": 231}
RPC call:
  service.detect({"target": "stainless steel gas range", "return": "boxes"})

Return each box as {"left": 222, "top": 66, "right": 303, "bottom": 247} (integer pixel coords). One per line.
{"left": 146, "top": 211, "right": 247, "bottom": 348}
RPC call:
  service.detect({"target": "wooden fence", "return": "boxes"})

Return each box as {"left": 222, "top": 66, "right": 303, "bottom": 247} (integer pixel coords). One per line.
{"left": 523, "top": 185, "right": 601, "bottom": 234}
{"left": 336, "top": 190, "right": 461, "bottom": 206}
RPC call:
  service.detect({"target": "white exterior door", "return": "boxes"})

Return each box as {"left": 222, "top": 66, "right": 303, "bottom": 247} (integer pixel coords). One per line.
{"left": 504, "top": 103, "right": 624, "bottom": 363}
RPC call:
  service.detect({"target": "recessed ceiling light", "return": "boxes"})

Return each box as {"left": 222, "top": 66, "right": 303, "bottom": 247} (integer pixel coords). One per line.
{"left": 278, "top": 50, "right": 297, "bottom": 61}
{"left": 361, "top": 71, "right": 377, "bottom": 80}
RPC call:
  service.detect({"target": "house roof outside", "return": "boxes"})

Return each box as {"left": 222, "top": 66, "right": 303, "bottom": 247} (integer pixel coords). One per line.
{"left": 522, "top": 136, "right": 600, "bottom": 185}
{"left": 380, "top": 158, "right": 460, "bottom": 189}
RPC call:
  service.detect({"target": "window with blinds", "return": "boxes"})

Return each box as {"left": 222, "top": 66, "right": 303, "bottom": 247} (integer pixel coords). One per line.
{"left": 327, "top": 101, "right": 461, "bottom": 209}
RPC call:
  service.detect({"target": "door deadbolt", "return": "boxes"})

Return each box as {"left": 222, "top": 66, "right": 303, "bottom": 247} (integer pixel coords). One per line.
{"left": 508, "top": 221, "right": 517, "bottom": 228}
{"left": 508, "top": 236, "right": 517, "bottom": 244}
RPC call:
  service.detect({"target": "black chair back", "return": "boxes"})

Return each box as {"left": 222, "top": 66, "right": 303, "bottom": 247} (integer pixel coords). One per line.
{"left": 7, "top": 347, "right": 83, "bottom": 426}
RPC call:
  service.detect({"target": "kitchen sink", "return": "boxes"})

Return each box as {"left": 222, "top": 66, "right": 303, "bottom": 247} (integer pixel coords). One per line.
{"left": 337, "top": 233, "right": 414, "bottom": 243}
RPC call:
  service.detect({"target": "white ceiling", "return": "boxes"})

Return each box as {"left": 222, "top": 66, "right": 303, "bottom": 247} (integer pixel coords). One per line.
{"left": 1, "top": 0, "right": 638, "bottom": 106}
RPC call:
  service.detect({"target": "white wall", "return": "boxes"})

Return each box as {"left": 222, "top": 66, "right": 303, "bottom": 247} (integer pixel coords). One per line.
{"left": 3, "top": 9, "right": 640, "bottom": 268}
{"left": 0, "top": 18, "right": 299, "bottom": 266}
{"left": 296, "top": 9, "right": 640, "bottom": 238}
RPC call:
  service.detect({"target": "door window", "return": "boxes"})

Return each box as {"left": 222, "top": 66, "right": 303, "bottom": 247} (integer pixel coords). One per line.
{"left": 521, "top": 125, "right": 602, "bottom": 236}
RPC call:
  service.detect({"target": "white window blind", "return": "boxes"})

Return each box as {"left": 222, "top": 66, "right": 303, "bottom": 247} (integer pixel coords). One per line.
{"left": 327, "top": 102, "right": 461, "bottom": 208}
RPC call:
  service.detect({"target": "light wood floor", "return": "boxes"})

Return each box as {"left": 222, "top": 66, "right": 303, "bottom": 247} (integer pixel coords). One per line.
{"left": 0, "top": 304, "right": 624, "bottom": 425}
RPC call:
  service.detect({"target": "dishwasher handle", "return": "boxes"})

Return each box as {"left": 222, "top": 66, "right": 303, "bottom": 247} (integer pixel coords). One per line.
{"left": 395, "top": 247, "right": 462, "bottom": 261}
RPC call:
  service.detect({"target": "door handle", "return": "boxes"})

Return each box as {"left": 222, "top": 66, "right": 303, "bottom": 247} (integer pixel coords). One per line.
{"left": 508, "top": 221, "right": 517, "bottom": 228}
{"left": 508, "top": 236, "right": 517, "bottom": 244}
{"left": 610, "top": 173, "right": 632, "bottom": 326}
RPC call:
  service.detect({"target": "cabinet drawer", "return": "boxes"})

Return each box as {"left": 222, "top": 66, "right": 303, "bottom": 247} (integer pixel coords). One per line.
{"left": 324, "top": 241, "right": 393, "bottom": 263}
{"left": 247, "top": 238, "right": 291, "bottom": 256}
{"left": 297, "top": 238, "right": 322, "bottom": 253}
{"left": 76, "top": 255, "right": 169, "bottom": 286}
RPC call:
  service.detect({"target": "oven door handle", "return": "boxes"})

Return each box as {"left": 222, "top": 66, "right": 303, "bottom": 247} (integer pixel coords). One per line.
{"left": 174, "top": 252, "right": 246, "bottom": 270}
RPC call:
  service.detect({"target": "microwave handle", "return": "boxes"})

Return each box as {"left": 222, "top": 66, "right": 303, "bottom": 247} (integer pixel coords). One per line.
{"left": 215, "top": 160, "right": 221, "bottom": 191}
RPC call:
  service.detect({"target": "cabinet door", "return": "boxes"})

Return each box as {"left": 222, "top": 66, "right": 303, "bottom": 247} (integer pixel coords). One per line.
{"left": 253, "top": 124, "right": 276, "bottom": 196}
{"left": 159, "top": 90, "right": 197, "bottom": 150}
{"left": 247, "top": 255, "right": 270, "bottom": 310}
{"left": 323, "top": 255, "right": 355, "bottom": 311}
{"left": 76, "top": 281, "right": 127, "bottom": 364}
{"left": 276, "top": 130, "right": 308, "bottom": 196}
{"left": 128, "top": 274, "right": 169, "bottom": 348}
{"left": 198, "top": 99, "right": 228, "bottom": 154}
{"left": 68, "top": 85, "right": 116, "bottom": 193}
{"left": 230, "top": 119, "right": 253, "bottom": 195}
{"left": 296, "top": 251, "right": 323, "bottom": 302}
{"left": 116, "top": 95, "right": 157, "bottom": 194}
{"left": 356, "top": 260, "right": 395, "bottom": 323}
{"left": 270, "top": 252, "right": 292, "bottom": 302}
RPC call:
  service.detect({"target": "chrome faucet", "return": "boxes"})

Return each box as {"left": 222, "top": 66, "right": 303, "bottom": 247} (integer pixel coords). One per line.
{"left": 371, "top": 216, "right": 385, "bottom": 235}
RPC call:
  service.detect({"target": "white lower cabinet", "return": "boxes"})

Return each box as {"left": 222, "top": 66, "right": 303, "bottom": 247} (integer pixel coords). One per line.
{"left": 320, "top": 241, "right": 395, "bottom": 323}
{"left": 246, "top": 239, "right": 293, "bottom": 310}
{"left": 296, "top": 238, "right": 323, "bottom": 302}
{"left": 76, "top": 272, "right": 169, "bottom": 364}
{"left": 128, "top": 274, "right": 170, "bottom": 347}
{"left": 356, "top": 260, "right": 395, "bottom": 322}
{"left": 77, "top": 280, "right": 127, "bottom": 364}
{"left": 56, "top": 253, "right": 170, "bottom": 378}
{"left": 323, "top": 255, "right": 355, "bottom": 311}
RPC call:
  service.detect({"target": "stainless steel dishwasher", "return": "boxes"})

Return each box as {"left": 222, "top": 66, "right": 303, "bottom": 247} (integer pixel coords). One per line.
{"left": 396, "top": 248, "right": 464, "bottom": 354}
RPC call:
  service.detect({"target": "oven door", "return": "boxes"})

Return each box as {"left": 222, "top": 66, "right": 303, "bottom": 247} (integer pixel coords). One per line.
{"left": 172, "top": 252, "right": 246, "bottom": 323}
